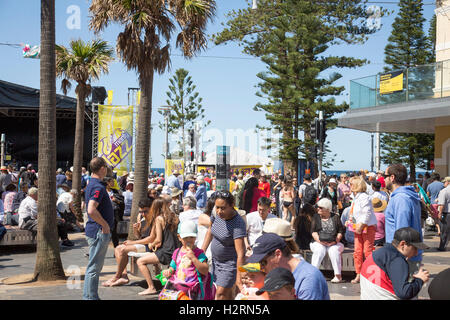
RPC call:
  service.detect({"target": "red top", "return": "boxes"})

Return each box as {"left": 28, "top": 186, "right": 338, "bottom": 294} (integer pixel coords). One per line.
{"left": 259, "top": 181, "right": 271, "bottom": 198}
{"left": 377, "top": 176, "right": 385, "bottom": 188}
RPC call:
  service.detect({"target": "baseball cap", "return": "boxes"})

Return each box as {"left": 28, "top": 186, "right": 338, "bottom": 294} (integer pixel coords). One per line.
{"left": 393, "top": 227, "right": 429, "bottom": 250}
{"left": 177, "top": 220, "right": 197, "bottom": 239}
{"left": 246, "top": 233, "right": 286, "bottom": 263}
{"left": 255, "top": 267, "right": 295, "bottom": 295}
{"left": 328, "top": 178, "right": 337, "bottom": 184}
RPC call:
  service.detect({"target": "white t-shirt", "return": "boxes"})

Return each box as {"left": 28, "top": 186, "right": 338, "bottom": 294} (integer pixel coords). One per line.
{"left": 246, "top": 210, "right": 277, "bottom": 246}
{"left": 438, "top": 185, "right": 450, "bottom": 213}
{"left": 18, "top": 196, "right": 38, "bottom": 228}
{"left": 179, "top": 209, "right": 203, "bottom": 225}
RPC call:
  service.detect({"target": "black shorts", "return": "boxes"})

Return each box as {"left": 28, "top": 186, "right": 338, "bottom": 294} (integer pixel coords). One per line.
{"left": 283, "top": 201, "right": 293, "bottom": 208}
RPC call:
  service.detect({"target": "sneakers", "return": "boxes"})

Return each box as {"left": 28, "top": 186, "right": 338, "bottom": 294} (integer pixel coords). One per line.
{"left": 331, "top": 276, "right": 344, "bottom": 283}
{"left": 61, "top": 239, "right": 75, "bottom": 247}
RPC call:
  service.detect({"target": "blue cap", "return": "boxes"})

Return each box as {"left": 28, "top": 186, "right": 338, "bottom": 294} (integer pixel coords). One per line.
{"left": 247, "top": 233, "right": 287, "bottom": 263}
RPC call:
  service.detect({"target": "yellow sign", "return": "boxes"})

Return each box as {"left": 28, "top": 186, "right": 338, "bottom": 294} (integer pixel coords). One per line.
{"left": 107, "top": 90, "right": 113, "bottom": 105}
{"left": 165, "top": 159, "right": 184, "bottom": 178}
{"left": 97, "top": 105, "right": 133, "bottom": 176}
{"left": 380, "top": 71, "right": 404, "bottom": 95}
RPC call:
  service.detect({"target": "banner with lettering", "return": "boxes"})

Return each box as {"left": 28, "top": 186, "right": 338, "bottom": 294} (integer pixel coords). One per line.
{"left": 165, "top": 159, "right": 185, "bottom": 178}
{"left": 98, "top": 105, "right": 133, "bottom": 176}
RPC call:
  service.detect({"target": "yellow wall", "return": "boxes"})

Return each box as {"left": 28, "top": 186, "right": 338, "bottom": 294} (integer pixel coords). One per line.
{"left": 435, "top": 125, "right": 450, "bottom": 177}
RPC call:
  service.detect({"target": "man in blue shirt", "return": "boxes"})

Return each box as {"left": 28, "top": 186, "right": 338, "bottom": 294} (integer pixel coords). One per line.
{"left": 427, "top": 173, "right": 444, "bottom": 204}
{"left": 166, "top": 170, "right": 181, "bottom": 189}
{"left": 384, "top": 163, "right": 423, "bottom": 278}
{"left": 83, "top": 157, "right": 114, "bottom": 300}
{"left": 247, "top": 233, "right": 329, "bottom": 300}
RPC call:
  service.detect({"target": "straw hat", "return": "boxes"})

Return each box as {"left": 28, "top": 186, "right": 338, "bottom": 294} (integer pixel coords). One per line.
{"left": 171, "top": 187, "right": 183, "bottom": 197}
{"left": 263, "top": 218, "right": 295, "bottom": 241}
{"left": 372, "top": 198, "right": 387, "bottom": 212}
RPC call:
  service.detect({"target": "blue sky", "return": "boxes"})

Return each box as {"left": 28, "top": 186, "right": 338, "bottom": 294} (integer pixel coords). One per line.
{"left": 0, "top": 0, "right": 436, "bottom": 171}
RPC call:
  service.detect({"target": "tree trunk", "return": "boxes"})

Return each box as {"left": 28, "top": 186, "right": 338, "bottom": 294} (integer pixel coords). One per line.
{"left": 128, "top": 72, "right": 154, "bottom": 239}
{"left": 409, "top": 147, "right": 416, "bottom": 183}
{"left": 71, "top": 85, "right": 87, "bottom": 223}
{"left": 34, "top": 0, "right": 66, "bottom": 281}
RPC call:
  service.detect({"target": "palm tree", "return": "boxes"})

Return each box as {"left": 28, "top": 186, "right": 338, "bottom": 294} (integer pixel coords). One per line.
{"left": 56, "top": 39, "right": 114, "bottom": 221}
{"left": 34, "top": 0, "right": 66, "bottom": 281}
{"left": 89, "top": 0, "right": 216, "bottom": 239}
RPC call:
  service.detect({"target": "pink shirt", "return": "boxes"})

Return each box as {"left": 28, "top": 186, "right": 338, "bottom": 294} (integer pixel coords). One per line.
{"left": 374, "top": 211, "right": 385, "bottom": 240}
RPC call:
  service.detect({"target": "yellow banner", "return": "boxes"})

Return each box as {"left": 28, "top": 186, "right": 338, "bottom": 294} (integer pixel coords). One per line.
{"left": 97, "top": 105, "right": 133, "bottom": 176}
{"left": 107, "top": 90, "right": 113, "bottom": 105}
{"left": 380, "top": 71, "right": 404, "bottom": 95}
{"left": 165, "top": 159, "right": 184, "bottom": 178}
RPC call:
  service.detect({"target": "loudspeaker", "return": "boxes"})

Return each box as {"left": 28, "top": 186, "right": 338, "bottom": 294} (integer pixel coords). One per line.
{"left": 91, "top": 86, "right": 107, "bottom": 104}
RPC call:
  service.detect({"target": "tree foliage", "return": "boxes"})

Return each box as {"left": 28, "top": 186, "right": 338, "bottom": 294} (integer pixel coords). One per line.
{"left": 214, "top": 0, "right": 386, "bottom": 177}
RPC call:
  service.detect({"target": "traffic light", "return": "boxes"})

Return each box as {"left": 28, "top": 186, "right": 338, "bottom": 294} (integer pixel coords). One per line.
{"left": 319, "top": 118, "right": 327, "bottom": 143}
{"left": 190, "top": 151, "right": 194, "bottom": 161}
{"left": 201, "top": 151, "right": 206, "bottom": 162}
{"left": 310, "top": 118, "right": 318, "bottom": 140}
{"left": 5, "top": 141, "right": 14, "bottom": 155}
{"left": 189, "top": 129, "right": 195, "bottom": 149}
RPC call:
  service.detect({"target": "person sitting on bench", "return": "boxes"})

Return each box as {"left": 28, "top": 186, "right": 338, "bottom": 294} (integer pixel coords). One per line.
{"left": 102, "top": 198, "right": 155, "bottom": 287}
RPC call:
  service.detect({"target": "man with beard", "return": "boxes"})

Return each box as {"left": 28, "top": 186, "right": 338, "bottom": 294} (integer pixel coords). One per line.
{"left": 384, "top": 163, "right": 423, "bottom": 279}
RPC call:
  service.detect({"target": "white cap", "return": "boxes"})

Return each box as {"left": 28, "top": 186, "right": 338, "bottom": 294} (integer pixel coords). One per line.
{"left": 178, "top": 220, "right": 198, "bottom": 239}
{"left": 328, "top": 178, "right": 337, "bottom": 184}
{"left": 162, "top": 185, "right": 172, "bottom": 195}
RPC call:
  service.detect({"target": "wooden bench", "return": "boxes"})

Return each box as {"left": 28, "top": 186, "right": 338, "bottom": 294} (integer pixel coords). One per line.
{"left": 301, "top": 248, "right": 355, "bottom": 272}
{"left": 0, "top": 226, "right": 37, "bottom": 246}
{"left": 127, "top": 251, "right": 168, "bottom": 280}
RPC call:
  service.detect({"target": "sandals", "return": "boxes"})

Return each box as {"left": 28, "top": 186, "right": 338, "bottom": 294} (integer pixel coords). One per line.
{"left": 331, "top": 277, "right": 344, "bottom": 283}
{"left": 351, "top": 277, "right": 360, "bottom": 284}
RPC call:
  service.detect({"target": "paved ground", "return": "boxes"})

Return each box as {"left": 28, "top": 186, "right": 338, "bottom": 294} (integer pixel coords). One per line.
{"left": 1, "top": 231, "right": 449, "bottom": 300}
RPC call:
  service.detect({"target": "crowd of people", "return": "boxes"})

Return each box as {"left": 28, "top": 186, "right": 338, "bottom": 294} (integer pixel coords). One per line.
{"left": 1, "top": 160, "right": 449, "bottom": 300}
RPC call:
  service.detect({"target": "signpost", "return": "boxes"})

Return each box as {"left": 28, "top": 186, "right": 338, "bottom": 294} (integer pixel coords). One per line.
{"left": 216, "top": 145, "right": 230, "bottom": 191}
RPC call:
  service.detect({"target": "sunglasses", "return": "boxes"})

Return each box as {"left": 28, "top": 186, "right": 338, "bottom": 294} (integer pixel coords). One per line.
{"left": 213, "top": 191, "right": 234, "bottom": 200}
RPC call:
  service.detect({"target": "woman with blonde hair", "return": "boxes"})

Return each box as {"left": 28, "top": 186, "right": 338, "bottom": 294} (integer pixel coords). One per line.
{"left": 346, "top": 176, "right": 378, "bottom": 284}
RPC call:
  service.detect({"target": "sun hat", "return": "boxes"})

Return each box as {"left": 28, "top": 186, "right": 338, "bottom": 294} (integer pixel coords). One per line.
{"left": 263, "top": 218, "right": 295, "bottom": 241}
{"left": 127, "top": 172, "right": 135, "bottom": 182}
{"left": 372, "top": 198, "right": 387, "bottom": 212}
{"left": 442, "top": 176, "right": 450, "bottom": 183}
{"left": 156, "top": 184, "right": 163, "bottom": 191}
{"left": 255, "top": 267, "right": 295, "bottom": 296}
{"left": 316, "top": 198, "right": 332, "bottom": 212}
{"left": 238, "top": 263, "right": 262, "bottom": 273}
{"left": 171, "top": 187, "right": 183, "bottom": 197}
{"left": 162, "top": 185, "right": 172, "bottom": 195}
{"left": 246, "top": 233, "right": 287, "bottom": 264}
{"left": 0, "top": 166, "right": 7, "bottom": 171}
{"left": 328, "top": 178, "right": 337, "bottom": 184}
{"left": 177, "top": 220, "right": 198, "bottom": 239}
{"left": 393, "top": 227, "right": 429, "bottom": 250}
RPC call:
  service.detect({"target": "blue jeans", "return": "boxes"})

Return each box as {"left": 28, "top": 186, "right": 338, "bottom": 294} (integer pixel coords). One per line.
{"left": 83, "top": 230, "right": 111, "bottom": 300}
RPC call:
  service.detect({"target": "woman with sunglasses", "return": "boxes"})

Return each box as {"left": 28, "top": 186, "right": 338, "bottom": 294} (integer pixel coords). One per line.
{"left": 201, "top": 191, "right": 247, "bottom": 300}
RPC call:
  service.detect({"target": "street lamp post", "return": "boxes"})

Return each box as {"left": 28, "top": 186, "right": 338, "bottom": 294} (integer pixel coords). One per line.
{"left": 158, "top": 106, "right": 175, "bottom": 160}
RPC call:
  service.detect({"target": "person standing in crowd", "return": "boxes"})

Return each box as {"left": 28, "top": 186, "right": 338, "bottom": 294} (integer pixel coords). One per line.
{"left": 437, "top": 176, "right": 450, "bottom": 251}
{"left": 241, "top": 176, "right": 265, "bottom": 214}
{"left": 259, "top": 173, "right": 271, "bottom": 198}
{"left": 83, "top": 157, "right": 114, "bottom": 300}
{"left": 170, "top": 187, "right": 183, "bottom": 215}
{"left": 183, "top": 174, "right": 196, "bottom": 197}
{"left": 372, "top": 198, "right": 387, "bottom": 247}
{"left": 371, "top": 180, "right": 389, "bottom": 202}
{"left": 280, "top": 178, "right": 296, "bottom": 222}
{"left": 0, "top": 166, "right": 12, "bottom": 195}
{"left": 195, "top": 176, "right": 207, "bottom": 210}
{"left": 123, "top": 182, "right": 133, "bottom": 217}
{"left": 384, "top": 163, "right": 423, "bottom": 277}
{"left": 298, "top": 174, "right": 317, "bottom": 207}
{"left": 346, "top": 176, "right": 378, "bottom": 284}
{"left": 166, "top": 170, "right": 181, "bottom": 189}
{"left": 422, "top": 172, "right": 431, "bottom": 191}
{"left": 118, "top": 171, "right": 129, "bottom": 191}
{"left": 273, "top": 174, "right": 284, "bottom": 218}
{"left": 247, "top": 233, "right": 329, "bottom": 300}
{"left": 185, "top": 183, "right": 196, "bottom": 198}
{"left": 338, "top": 173, "right": 351, "bottom": 212}
{"left": 232, "top": 173, "right": 245, "bottom": 209}
{"left": 245, "top": 197, "right": 276, "bottom": 251}
{"left": 105, "top": 176, "right": 124, "bottom": 248}
{"left": 320, "top": 178, "right": 338, "bottom": 213}
{"left": 427, "top": 172, "right": 444, "bottom": 205}
{"left": 201, "top": 191, "right": 246, "bottom": 300}
{"left": 310, "top": 198, "right": 345, "bottom": 283}
{"left": 360, "top": 227, "right": 430, "bottom": 300}
{"left": 263, "top": 218, "right": 300, "bottom": 255}
{"left": 293, "top": 203, "right": 315, "bottom": 251}
{"left": 340, "top": 205, "right": 354, "bottom": 246}
{"left": 376, "top": 170, "right": 386, "bottom": 189}
{"left": 55, "top": 168, "right": 66, "bottom": 187}
{"left": 179, "top": 196, "right": 202, "bottom": 225}
{"left": 19, "top": 164, "right": 37, "bottom": 188}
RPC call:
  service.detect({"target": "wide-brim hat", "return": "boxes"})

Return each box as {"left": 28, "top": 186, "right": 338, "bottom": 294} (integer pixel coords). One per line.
{"left": 0, "top": 166, "right": 7, "bottom": 171}
{"left": 262, "top": 218, "right": 295, "bottom": 241}
{"left": 372, "top": 198, "right": 387, "bottom": 212}
{"left": 171, "top": 187, "right": 183, "bottom": 197}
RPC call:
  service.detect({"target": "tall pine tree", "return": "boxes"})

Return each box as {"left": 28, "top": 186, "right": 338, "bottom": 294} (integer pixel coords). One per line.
{"left": 381, "top": 0, "right": 435, "bottom": 181}
{"left": 214, "top": 0, "right": 385, "bottom": 178}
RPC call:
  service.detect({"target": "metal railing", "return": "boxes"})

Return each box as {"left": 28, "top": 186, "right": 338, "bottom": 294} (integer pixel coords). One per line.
{"left": 349, "top": 59, "right": 450, "bottom": 109}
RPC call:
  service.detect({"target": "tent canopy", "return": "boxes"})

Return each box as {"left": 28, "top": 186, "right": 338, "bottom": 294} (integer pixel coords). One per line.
{"left": 0, "top": 79, "right": 77, "bottom": 110}
{"left": 198, "top": 147, "right": 273, "bottom": 168}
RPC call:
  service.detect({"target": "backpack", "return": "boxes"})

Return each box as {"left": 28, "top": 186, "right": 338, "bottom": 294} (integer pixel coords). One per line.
{"left": 303, "top": 183, "right": 317, "bottom": 205}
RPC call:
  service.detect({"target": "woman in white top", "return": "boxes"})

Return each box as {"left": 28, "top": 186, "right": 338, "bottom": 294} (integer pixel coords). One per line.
{"left": 346, "top": 176, "right": 378, "bottom": 284}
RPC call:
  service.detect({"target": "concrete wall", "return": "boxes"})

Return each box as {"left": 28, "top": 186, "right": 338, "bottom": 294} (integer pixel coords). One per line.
{"left": 434, "top": 1, "right": 450, "bottom": 97}
{"left": 435, "top": 125, "right": 450, "bottom": 177}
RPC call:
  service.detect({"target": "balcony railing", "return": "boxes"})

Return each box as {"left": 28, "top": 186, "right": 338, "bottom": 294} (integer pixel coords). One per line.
{"left": 349, "top": 59, "right": 450, "bottom": 109}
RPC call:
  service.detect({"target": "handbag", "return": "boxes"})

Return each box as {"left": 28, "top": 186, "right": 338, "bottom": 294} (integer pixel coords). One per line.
{"left": 346, "top": 203, "right": 368, "bottom": 234}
